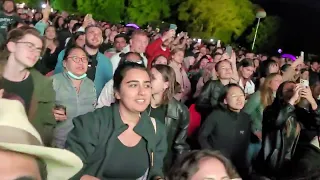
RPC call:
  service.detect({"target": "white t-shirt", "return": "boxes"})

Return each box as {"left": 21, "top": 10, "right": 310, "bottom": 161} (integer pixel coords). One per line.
{"left": 239, "top": 79, "right": 255, "bottom": 95}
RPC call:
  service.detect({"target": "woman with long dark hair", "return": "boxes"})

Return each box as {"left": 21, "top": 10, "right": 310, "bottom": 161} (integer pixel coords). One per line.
{"left": 34, "top": 25, "right": 62, "bottom": 75}
{"left": 67, "top": 62, "right": 167, "bottom": 180}
{"left": 149, "top": 64, "right": 190, "bottom": 172}
{"left": 256, "top": 81, "right": 320, "bottom": 178}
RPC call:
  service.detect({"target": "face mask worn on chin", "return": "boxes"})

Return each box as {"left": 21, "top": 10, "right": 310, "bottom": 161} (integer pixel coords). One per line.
{"left": 67, "top": 71, "right": 87, "bottom": 80}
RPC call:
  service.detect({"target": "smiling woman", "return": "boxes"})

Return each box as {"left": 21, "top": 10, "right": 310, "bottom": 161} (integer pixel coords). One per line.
{"left": 66, "top": 62, "right": 168, "bottom": 180}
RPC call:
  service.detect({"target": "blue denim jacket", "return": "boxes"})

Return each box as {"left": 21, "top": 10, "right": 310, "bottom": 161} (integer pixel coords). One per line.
{"left": 52, "top": 72, "right": 96, "bottom": 148}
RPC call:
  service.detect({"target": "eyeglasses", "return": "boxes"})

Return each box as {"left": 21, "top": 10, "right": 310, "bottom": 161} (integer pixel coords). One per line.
{"left": 16, "top": 41, "right": 42, "bottom": 54}
{"left": 67, "top": 56, "right": 88, "bottom": 63}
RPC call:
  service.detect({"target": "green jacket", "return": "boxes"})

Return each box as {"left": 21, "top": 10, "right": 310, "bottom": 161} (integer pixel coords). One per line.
{"left": 243, "top": 91, "right": 264, "bottom": 133}
{"left": 29, "top": 69, "right": 56, "bottom": 146}
{"left": 66, "top": 103, "right": 168, "bottom": 180}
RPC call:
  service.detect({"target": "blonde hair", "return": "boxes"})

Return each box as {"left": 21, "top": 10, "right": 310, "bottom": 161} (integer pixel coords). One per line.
{"left": 260, "top": 73, "right": 280, "bottom": 107}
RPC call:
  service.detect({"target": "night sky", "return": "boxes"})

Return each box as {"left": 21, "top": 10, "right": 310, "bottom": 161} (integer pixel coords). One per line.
{"left": 253, "top": 0, "right": 320, "bottom": 55}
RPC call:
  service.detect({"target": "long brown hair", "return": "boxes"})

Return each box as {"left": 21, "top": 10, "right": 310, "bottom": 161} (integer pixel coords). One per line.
{"left": 260, "top": 73, "right": 280, "bottom": 108}
{"left": 152, "top": 64, "right": 176, "bottom": 105}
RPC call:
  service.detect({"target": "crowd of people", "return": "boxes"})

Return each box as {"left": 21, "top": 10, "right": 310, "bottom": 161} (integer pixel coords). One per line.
{"left": 1, "top": 0, "right": 320, "bottom": 179}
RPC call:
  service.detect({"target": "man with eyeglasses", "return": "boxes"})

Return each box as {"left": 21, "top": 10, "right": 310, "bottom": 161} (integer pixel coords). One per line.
{"left": 0, "top": 26, "right": 56, "bottom": 147}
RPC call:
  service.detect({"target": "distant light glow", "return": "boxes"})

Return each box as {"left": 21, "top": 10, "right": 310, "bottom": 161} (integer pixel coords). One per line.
{"left": 31, "top": 9, "right": 35, "bottom": 13}
{"left": 17, "top": 3, "right": 25, "bottom": 8}
{"left": 126, "top": 23, "right": 139, "bottom": 29}
{"left": 278, "top": 49, "right": 282, "bottom": 54}
{"left": 41, "top": 4, "right": 46, "bottom": 8}
{"left": 210, "top": 39, "right": 213, "bottom": 42}
{"left": 281, "top": 54, "right": 296, "bottom": 61}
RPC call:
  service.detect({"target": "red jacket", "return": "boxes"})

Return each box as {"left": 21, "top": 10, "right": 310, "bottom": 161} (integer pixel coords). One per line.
{"left": 146, "top": 38, "right": 171, "bottom": 68}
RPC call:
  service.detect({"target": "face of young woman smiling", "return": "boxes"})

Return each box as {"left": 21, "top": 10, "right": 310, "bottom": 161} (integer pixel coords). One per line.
{"left": 115, "top": 68, "right": 152, "bottom": 113}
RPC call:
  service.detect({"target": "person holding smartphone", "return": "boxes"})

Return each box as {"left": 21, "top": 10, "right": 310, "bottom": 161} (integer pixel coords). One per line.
{"left": 256, "top": 81, "right": 320, "bottom": 178}
{"left": 52, "top": 46, "right": 96, "bottom": 148}
{"left": 145, "top": 25, "right": 175, "bottom": 68}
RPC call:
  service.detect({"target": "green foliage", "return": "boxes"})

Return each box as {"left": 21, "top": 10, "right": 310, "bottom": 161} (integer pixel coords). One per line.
{"left": 178, "top": 0, "right": 255, "bottom": 43}
{"left": 126, "top": 0, "right": 170, "bottom": 25}
{"left": 52, "top": 0, "right": 77, "bottom": 12}
{"left": 77, "top": 0, "right": 125, "bottom": 22}
{"left": 52, "top": 0, "right": 124, "bottom": 22}
{"left": 247, "top": 16, "right": 282, "bottom": 53}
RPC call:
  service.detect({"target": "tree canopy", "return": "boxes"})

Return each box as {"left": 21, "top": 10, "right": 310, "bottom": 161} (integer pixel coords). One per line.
{"left": 126, "top": 0, "right": 170, "bottom": 25}
{"left": 21, "top": 0, "right": 265, "bottom": 47}
{"left": 178, "top": 0, "right": 255, "bottom": 43}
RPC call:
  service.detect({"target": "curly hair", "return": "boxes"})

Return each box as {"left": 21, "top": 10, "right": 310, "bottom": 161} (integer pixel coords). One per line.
{"left": 167, "top": 150, "right": 240, "bottom": 180}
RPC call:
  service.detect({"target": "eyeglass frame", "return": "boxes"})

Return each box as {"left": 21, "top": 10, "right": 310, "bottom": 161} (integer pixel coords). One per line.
{"left": 66, "top": 55, "right": 89, "bottom": 63}
{"left": 15, "top": 41, "right": 43, "bottom": 54}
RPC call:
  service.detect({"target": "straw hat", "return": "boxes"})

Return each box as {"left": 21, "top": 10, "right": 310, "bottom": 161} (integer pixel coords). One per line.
{"left": 0, "top": 98, "right": 83, "bottom": 180}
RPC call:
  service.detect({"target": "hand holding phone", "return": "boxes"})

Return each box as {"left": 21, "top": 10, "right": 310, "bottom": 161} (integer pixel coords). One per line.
{"left": 300, "top": 79, "right": 309, "bottom": 88}
{"left": 226, "top": 45, "right": 232, "bottom": 57}
{"left": 217, "top": 40, "right": 221, "bottom": 47}
{"left": 53, "top": 104, "right": 67, "bottom": 121}
{"left": 300, "top": 51, "right": 304, "bottom": 61}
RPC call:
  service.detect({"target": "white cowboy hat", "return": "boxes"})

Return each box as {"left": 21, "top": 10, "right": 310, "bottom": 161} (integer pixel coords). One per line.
{"left": 0, "top": 98, "right": 83, "bottom": 180}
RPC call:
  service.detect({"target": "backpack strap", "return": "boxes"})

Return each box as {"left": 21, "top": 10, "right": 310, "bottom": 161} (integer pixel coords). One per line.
{"left": 150, "top": 117, "right": 157, "bottom": 134}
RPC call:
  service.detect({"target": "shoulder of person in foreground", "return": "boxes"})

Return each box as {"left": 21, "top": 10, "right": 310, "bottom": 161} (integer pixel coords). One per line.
{"left": 66, "top": 106, "right": 112, "bottom": 160}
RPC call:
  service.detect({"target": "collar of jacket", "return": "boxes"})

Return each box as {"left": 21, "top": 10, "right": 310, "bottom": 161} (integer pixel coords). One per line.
{"left": 29, "top": 68, "right": 54, "bottom": 102}
{"left": 165, "top": 98, "right": 180, "bottom": 120}
{"left": 28, "top": 68, "right": 55, "bottom": 121}
{"left": 111, "top": 103, "right": 157, "bottom": 148}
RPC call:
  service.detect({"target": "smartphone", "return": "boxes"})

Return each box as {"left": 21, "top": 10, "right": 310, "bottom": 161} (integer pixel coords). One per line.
{"left": 226, "top": 45, "right": 232, "bottom": 56}
{"left": 87, "top": 14, "right": 92, "bottom": 19}
{"left": 301, "top": 51, "right": 304, "bottom": 61}
{"left": 300, "top": 79, "right": 309, "bottom": 87}
{"left": 197, "top": 39, "right": 202, "bottom": 44}
{"left": 54, "top": 104, "right": 67, "bottom": 115}
{"left": 217, "top": 40, "right": 221, "bottom": 47}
